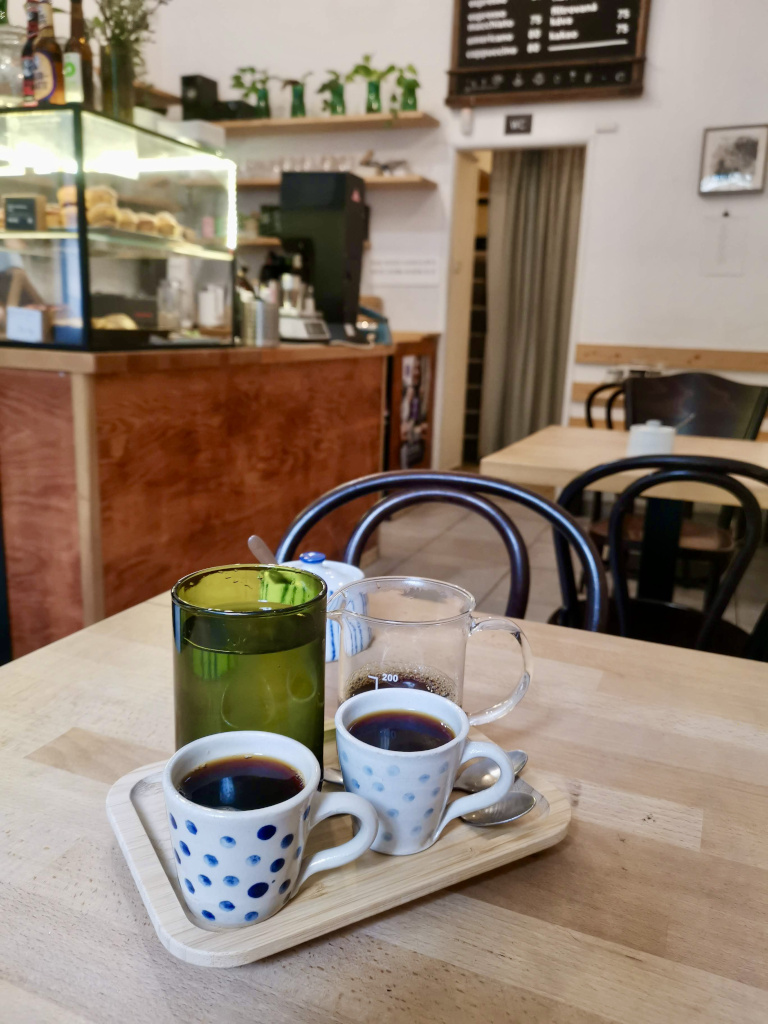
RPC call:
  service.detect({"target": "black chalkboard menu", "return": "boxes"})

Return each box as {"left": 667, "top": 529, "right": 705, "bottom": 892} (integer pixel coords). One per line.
{"left": 447, "top": 0, "right": 652, "bottom": 106}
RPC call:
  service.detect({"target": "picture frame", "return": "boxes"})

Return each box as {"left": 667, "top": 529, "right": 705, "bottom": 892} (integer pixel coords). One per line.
{"left": 699, "top": 124, "right": 768, "bottom": 195}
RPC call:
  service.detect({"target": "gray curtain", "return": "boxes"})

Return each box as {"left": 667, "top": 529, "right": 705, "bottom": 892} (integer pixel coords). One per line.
{"left": 479, "top": 147, "right": 585, "bottom": 455}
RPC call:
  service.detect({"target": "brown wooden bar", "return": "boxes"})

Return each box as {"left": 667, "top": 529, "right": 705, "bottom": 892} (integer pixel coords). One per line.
{"left": 0, "top": 336, "right": 435, "bottom": 657}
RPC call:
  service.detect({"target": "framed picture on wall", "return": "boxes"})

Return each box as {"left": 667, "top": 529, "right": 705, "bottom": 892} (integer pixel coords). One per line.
{"left": 699, "top": 125, "right": 768, "bottom": 194}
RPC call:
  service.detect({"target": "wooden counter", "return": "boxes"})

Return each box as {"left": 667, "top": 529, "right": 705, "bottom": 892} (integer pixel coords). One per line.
{"left": 0, "top": 336, "right": 435, "bottom": 657}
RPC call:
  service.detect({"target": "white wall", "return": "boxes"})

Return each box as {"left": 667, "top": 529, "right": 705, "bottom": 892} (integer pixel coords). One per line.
{"left": 444, "top": 0, "right": 768, "bottom": 424}
{"left": 139, "top": 0, "right": 457, "bottom": 337}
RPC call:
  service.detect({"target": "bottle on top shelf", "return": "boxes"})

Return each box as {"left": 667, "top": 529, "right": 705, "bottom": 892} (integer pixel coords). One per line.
{"left": 0, "top": 0, "right": 24, "bottom": 107}
{"left": 64, "top": 0, "right": 94, "bottom": 107}
{"left": 33, "top": 0, "right": 65, "bottom": 105}
{"left": 22, "top": 1, "right": 40, "bottom": 106}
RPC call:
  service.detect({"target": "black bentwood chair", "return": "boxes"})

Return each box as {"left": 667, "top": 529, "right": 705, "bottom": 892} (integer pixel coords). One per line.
{"left": 276, "top": 470, "right": 607, "bottom": 630}
{"left": 587, "top": 372, "right": 768, "bottom": 595}
{"left": 553, "top": 455, "right": 768, "bottom": 661}
{"left": 587, "top": 372, "right": 768, "bottom": 436}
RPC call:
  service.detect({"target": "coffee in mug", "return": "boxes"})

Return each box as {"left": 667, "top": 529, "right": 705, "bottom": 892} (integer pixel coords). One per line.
{"left": 348, "top": 710, "right": 455, "bottom": 752}
{"left": 178, "top": 755, "right": 304, "bottom": 811}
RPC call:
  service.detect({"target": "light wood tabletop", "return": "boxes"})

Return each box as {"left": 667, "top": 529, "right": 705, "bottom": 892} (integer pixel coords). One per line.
{"left": 1, "top": 593, "right": 767, "bottom": 1023}
{"left": 480, "top": 425, "right": 768, "bottom": 507}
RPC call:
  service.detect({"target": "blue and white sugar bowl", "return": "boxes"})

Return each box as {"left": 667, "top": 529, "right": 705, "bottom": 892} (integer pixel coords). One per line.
{"left": 281, "top": 552, "right": 364, "bottom": 661}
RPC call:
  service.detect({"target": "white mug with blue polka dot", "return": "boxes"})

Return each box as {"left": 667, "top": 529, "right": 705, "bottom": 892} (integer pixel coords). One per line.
{"left": 162, "top": 731, "right": 378, "bottom": 928}
{"left": 335, "top": 688, "right": 515, "bottom": 856}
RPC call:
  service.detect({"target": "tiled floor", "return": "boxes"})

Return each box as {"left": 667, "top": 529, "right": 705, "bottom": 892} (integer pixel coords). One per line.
{"left": 363, "top": 498, "right": 767, "bottom": 632}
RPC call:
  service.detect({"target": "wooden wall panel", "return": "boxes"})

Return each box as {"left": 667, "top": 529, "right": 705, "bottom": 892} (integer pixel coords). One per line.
{"left": 95, "top": 357, "right": 386, "bottom": 616}
{"left": 575, "top": 344, "right": 768, "bottom": 373}
{"left": 0, "top": 370, "right": 82, "bottom": 655}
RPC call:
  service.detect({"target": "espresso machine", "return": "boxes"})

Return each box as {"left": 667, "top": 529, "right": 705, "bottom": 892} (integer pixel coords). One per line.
{"left": 278, "top": 172, "right": 367, "bottom": 343}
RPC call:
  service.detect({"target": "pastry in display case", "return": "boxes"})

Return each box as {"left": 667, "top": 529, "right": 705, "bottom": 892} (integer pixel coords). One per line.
{"left": 0, "top": 107, "right": 237, "bottom": 350}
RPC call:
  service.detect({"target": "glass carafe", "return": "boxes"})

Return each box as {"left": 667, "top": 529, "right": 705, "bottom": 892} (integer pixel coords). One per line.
{"left": 328, "top": 576, "right": 532, "bottom": 726}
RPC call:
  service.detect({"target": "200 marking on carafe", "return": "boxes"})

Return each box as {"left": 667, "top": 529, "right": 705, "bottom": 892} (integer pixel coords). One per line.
{"left": 343, "top": 664, "right": 459, "bottom": 702}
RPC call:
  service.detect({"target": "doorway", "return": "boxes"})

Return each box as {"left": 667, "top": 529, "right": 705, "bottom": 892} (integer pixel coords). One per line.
{"left": 441, "top": 145, "right": 586, "bottom": 468}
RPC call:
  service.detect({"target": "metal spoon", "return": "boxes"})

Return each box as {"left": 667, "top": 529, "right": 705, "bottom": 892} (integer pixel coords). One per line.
{"left": 460, "top": 777, "right": 537, "bottom": 827}
{"left": 247, "top": 535, "right": 277, "bottom": 563}
{"left": 454, "top": 749, "right": 528, "bottom": 793}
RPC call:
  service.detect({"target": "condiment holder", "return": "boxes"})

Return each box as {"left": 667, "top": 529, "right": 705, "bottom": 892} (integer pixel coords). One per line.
{"left": 626, "top": 419, "right": 675, "bottom": 456}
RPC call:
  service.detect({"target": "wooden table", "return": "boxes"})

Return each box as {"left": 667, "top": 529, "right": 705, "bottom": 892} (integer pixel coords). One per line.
{"left": 480, "top": 425, "right": 768, "bottom": 507}
{"left": 1, "top": 594, "right": 767, "bottom": 1022}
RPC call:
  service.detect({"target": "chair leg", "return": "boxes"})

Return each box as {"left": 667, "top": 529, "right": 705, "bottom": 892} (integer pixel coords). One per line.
{"left": 591, "top": 491, "right": 603, "bottom": 522}
{"left": 744, "top": 603, "right": 768, "bottom": 661}
{"left": 703, "top": 557, "right": 724, "bottom": 613}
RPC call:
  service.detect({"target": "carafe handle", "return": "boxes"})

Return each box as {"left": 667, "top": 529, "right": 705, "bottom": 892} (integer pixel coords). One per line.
{"left": 466, "top": 616, "right": 533, "bottom": 726}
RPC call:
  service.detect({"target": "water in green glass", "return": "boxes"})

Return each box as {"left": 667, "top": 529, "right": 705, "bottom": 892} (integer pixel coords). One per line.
{"left": 172, "top": 565, "right": 326, "bottom": 763}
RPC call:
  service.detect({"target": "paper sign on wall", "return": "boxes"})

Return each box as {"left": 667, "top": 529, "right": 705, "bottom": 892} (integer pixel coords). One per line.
{"left": 700, "top": 214, "right": 747, "bottom": 277}
{"left": 369, "top": 255, "right": 440, "bottom": 288}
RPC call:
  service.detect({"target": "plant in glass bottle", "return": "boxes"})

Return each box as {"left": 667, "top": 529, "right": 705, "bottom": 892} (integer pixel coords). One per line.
{"left": 396, "top": 64, "right": 419, "bottom": 111}
{"left": 282, "top": 72, "right": 311, "bottom": 118}
{"left": 349, "top": 55, "right": 395, "bottom": 114}
{"left": 317, "top": 70, "right": 349, "bottom": 116}
{"left": 93, "top": 0, "right": 173, "bottom": 122}
{"left": 232, "top": 67, "right": 273, "bottom": 119}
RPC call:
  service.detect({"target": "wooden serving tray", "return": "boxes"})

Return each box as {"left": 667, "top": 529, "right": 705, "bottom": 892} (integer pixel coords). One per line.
{"left": 106, "top": 728, "right": 570, "bottom": 968}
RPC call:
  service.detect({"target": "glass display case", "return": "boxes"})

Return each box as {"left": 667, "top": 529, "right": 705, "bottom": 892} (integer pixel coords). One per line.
{"left": 0, "top": 108, "right": 236, "bottom": 349}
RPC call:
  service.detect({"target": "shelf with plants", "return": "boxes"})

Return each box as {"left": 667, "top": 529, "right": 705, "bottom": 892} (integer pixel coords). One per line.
{"left": 217, "top": 110, "right": 439, "bottom": 135}
{"left": 237, "top": 174, "right": 437, "bottom": 190}
{"left": 220, "top": 57, "right": 434, "bottom": 134}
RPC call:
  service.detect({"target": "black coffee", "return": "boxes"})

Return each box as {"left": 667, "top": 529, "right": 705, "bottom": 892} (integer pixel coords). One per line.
{"left": 179, "top": 755, "right": 304, "bottom": 811}
{"left": 349, "top": 710, "right": 455, "bottom": 752}
{"left": 344, "top": 664, "right": 458, "bottom": 702}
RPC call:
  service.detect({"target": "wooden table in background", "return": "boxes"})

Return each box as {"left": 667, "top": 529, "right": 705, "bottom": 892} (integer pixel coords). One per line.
{"left": 1, "top": 595, "right": 766, "bottom": 1023}
{"left": 481, "top": 425, "right": 768, "bottom": 506}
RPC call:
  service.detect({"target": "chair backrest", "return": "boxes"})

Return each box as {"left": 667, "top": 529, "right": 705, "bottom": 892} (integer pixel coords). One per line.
{"left": 554, "top": 455, "right": 768, "bottom": 655}
{"left": 584, "top": 382, "right": 623, "bottom": 430}
{"left": 342, "top": 488, "right": 530, "bottom": 619}
{"left": 624, "top": 372, "right": 768, "bottom": 439}
{"left": 276, "top": 469, "right": 608, "bottom": 631}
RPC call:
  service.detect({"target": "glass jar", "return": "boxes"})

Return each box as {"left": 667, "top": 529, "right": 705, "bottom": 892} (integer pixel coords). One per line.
{"left": 0, "top": 11, "right": 24, "bottom": 108}
{"left": 400, "top": 81, "right": 418, "bottom": 111}
{"left": 327, "top": 81, "right": 345, "bottom": 115}
{"left": 254, "top": 85, "right": 271, "bottom": 119}
{"left": 366, "top": 80, "right": 382, "bottom": 114}
{"left": 290, "top": 82, "right": 306, "bottom": 118}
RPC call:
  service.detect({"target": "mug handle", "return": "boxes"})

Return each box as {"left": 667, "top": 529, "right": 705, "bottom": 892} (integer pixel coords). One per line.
{"left": 466, "top": 616, "right": 533, "bottom": 726}
{"left": 294, "top": 791, "right": 378, "bottom": 892}
{"left": 433, "top": 740, "right": 515, "bottom": 839}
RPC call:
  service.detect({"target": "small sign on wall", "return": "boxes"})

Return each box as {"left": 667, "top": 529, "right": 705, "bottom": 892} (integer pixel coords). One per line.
{"left": 700, "top": 213, "right": 747, "bottom": 277}
{"left": 370, "top": 255, "right": 440, "bottom": 289}
{"left": 505, "top": 114, "right": 532, "bottom": 135}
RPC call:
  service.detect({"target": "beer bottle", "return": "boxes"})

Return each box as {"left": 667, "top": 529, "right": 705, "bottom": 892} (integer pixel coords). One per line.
{"left": 64, "top": 0, "right": 94, "bottom": 107}
{"left": 33, "top": 0, "right": 65, "bottom": 105}
{"left": 22, "top": 2, "right": 41, "bottom": 107}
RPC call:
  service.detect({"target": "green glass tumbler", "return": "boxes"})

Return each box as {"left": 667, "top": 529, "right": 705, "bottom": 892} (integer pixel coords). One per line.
{"left": 172, "top": 565, "right": 327, "bottom": 762}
